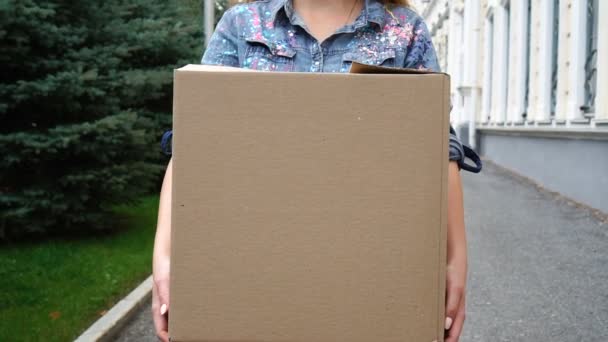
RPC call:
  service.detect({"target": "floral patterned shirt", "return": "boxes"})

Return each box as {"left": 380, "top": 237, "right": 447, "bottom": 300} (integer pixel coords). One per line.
{"left": 200, "top": 0, "right": 468, "bottom": 166}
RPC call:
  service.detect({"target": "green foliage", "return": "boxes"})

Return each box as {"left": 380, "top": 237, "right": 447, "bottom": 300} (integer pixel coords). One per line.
{"left": 0, "top": 0, "right": 203, "bottom": 239}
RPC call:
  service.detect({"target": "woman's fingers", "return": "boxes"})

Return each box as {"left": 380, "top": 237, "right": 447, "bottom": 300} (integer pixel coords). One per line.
{"left": 156, "top": 277, "right": 170, "bottom": 315}
{"left": 152, "top": 279, "right": 170, "bottom": 342}
{"left": 445, "top": 294, "right": 466, "bottom": 342}
{"left": 445, "top": 282, "right": 464, "bottom": 330}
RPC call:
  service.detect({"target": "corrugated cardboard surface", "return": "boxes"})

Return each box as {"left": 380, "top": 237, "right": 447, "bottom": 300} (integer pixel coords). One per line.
{"left": 170, "top": 64, "right": 449, "bottom": 342}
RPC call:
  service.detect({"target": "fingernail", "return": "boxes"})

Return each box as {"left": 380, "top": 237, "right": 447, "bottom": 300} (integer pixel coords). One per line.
{"left": 445, "top": 317, "right": 453, "bottom": 330}
{"left": 160, "top": 304, "right": 167, "bottom": 316}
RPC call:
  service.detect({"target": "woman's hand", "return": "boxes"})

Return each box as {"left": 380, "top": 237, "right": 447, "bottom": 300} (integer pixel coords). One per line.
{"left": 445, "top": 261, "right": 466, "bottom": 342}
{"left": 152, "top": 159, "right": 173, "bottom": 342}
{"left": 445, "top": 161, "right": 467, "bottom": 342}
{"left": 152, "top": 258, "right": 170, "bottom": 342}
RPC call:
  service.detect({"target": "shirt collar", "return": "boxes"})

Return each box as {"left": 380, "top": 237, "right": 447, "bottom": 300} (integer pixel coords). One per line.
{"left": 366, "top": 0, "right": 387, "bottom": 28}
{"left": 268, "top": 0, "right": 387, "bottom": 29}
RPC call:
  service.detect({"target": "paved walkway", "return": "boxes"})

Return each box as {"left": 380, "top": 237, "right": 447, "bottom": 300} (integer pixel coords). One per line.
{"left": 114, "top": 162, "right": 608, "bottom": 341}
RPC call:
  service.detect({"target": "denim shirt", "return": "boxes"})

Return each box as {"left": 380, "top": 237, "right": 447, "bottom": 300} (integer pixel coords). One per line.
{"left": 195, "top": 0, "right": 478, "bottom": 170}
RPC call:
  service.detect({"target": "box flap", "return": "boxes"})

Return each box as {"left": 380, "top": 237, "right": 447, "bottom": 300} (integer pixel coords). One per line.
{"left": 181, "top": 63, "right": 447, "bottom": 76}
{"left": 178, "top": 64, "right": 256, "bottom": 72}
{"left": 349, "top": 61, "right": 447, "bottom": 76}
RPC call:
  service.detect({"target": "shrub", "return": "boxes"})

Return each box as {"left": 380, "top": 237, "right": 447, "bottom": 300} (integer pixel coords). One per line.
{"left": 0, "top": 0, "right": 202, "bottom": 239}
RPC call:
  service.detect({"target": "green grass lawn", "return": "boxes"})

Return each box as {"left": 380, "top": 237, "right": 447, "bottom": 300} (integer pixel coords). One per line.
{"left": 0, "top": 196, "right": 160, "bottom": 342}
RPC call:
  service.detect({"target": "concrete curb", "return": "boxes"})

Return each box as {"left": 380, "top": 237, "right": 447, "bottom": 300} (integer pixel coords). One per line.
{"left": 75, "top": 275, "right": 153, "bottom": 342}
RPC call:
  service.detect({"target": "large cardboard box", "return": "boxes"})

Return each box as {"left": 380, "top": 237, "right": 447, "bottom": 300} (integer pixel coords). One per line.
{"left": 170, "top": 63, "right": 450, "bottom": 342}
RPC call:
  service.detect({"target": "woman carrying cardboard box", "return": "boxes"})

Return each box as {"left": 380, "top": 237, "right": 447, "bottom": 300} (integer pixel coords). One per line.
{"left": 153, "top": 1, "right": 481, "bottom": 341}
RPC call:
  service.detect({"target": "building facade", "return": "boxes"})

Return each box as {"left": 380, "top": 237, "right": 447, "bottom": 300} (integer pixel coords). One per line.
{"left": 414, "top": 0, "right": 608, "bottom": 213}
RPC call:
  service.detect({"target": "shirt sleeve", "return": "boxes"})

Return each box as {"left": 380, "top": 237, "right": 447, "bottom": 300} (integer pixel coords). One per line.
{"left": 405, "top": 17, "right": 465, "bottom": 167}
{"left": 404, "top": 18, "right": 441, "bottom": 71}
{"left": 201, "top": 7, "right": 240, "bottom": 66}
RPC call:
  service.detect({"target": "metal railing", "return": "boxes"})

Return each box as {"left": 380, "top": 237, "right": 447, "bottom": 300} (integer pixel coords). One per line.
{"left": 550, "top": 0, "right": 559, "bottom": 117}
{"left": 581, "top": 0, "right": 598, "bottom": 117}
{"left": 523, "top": 0, "right": 532, "bottom": 121}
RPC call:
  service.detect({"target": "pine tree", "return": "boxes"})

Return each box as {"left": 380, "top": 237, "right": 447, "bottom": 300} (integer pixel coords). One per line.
{"left": 0, "top": 0, "right": 202, "bottom": 239}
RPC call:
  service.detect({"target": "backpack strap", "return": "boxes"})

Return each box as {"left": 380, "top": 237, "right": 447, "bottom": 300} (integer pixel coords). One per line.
{"left": 160, "top": 128, "right": 482, "bottom": 172}
{"left": 460, "top": 144, "right": 482, "bottom": 173}
{"left": 449, "top": 125, "right": 482, "bottom": 173}
{"left": 161, "top": 130, "right": 173, "bottom": 156}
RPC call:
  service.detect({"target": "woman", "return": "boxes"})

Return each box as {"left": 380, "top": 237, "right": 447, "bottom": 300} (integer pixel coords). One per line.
{"left": 153, "top": 1, "right": 475, "bottom": 341}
